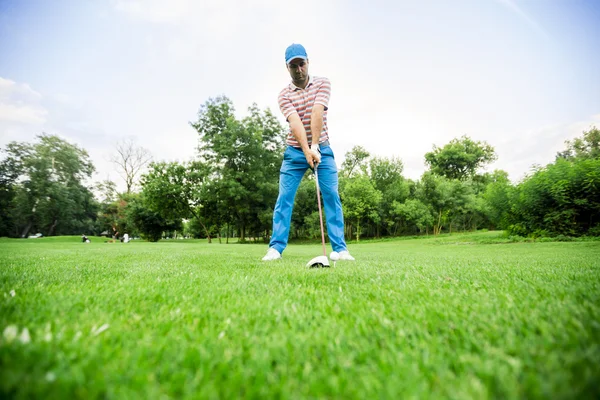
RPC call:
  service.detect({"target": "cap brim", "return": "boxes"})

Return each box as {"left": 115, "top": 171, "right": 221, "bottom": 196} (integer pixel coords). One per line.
{"left": 286, "top": 56, "right": 308, "bottom": 65}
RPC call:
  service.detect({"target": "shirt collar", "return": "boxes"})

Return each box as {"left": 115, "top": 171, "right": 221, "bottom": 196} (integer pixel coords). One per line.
{"left": 289, "top": 75, "right": 313, "bottom": 91}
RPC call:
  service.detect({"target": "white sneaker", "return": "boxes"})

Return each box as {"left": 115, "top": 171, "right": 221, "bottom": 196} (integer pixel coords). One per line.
{"left": 330, "top": 250, "right": 355, "bottom": 261}
{"left": 262, "top": 248, "right": 281, "bottom": 261}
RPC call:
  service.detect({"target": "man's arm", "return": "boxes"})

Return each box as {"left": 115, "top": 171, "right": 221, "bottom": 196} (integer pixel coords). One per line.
{"left": 310, "top": 78, "right": 330, "bottom": 153}
{"left": 288, "top": 113, "right": 321, "bottom": 168}
{"left": 310, "top": 104, "right": 325, "bottom": 150}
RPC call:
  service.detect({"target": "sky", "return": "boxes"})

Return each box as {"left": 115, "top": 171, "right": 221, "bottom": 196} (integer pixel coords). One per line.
{"left": 1, "top": 0, "right": 599, "bottom": 191}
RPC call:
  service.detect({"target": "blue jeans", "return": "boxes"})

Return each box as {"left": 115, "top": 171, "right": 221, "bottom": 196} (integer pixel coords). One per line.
{"left": 269, "top": 144, "right": 347, "bottom": 254}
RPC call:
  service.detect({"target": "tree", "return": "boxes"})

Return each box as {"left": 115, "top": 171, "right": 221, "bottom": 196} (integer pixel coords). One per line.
{"left": 557, "top": 126, "right": 600, "bottom": 161}
{"left": 111, "top": 140, "right": 153, "bottom": 194}
{"left": 94, "top": 179, "right": 118, "bottom": 204}
{"left": 340, "top": 146, "right": 370, "bottom": 179}
{"left": 392, "top": 199, "right": 434, "bottom": 234}
{"left": 1, "top": 134, "right": 97, "bottom": 237}
{"left": 369, "top": 156, "right": 404, "bottom": 191}
{"left": 95, "top": 192, "right": 138, "bottom": 238}
{"left": 0, "top": 152, "right": 21, "bottom": 236}
{"left": 482, "top": 170, "right": 512, "bottom": 230}
{"left": 507, "top": 157, "right": 600, "bottom": 237}
{"left": 141, "top": 161, "right": 213, "bottom": 242}
{"left": 127, "top": 194, "right": 181, "bottom": 242}
{"left": 416, "top": 172, "right": 473, "bottom": 235}
{"left": 368, "top": 156, "right": 410, "bottom": 236}
{"left": 341, "top": 176, "right": 382, "bottom": 241}
{"left": 190, "top": 97, "right": 285, "bottom": 242}
{"left": 425, "top": 135, "right": 497, "bottom": 180}
{"left": 505, "top": 127, "right": 600, "bottom": 237}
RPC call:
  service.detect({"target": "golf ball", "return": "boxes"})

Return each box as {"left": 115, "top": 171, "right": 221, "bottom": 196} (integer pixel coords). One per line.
{"left": 330, "top": 251, "right": 340, "bottom": 261}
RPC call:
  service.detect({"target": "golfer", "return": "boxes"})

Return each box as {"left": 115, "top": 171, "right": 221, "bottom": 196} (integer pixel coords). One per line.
{"left": 262, "top": 44, "right": 355, "bottom": 262}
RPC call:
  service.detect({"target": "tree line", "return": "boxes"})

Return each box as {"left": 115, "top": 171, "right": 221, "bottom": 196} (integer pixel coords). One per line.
{"left": 1, "top": 96, "right": 598, "bottom": 241}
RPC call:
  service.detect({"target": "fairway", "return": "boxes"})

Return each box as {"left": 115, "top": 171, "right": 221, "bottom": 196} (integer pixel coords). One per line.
{"left": 1, "top": 233, "right": 599, "bottom": 399}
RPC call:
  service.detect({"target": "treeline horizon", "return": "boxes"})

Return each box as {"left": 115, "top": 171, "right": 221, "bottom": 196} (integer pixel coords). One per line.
{"left": 1, "top": 96, "right": 599, "bottom": 241}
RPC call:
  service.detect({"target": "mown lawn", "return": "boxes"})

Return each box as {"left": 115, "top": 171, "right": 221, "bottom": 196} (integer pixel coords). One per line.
{"left": 1, "top": 232, "right": 599, "bottom": 399}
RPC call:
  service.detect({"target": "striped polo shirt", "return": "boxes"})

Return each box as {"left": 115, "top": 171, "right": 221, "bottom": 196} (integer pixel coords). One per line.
{"left": 278, "top": 75, "right": 331, "bottom": 148}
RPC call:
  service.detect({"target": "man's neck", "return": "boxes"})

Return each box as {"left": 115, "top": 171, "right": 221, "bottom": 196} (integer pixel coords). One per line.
{"left": 293, "top": 75, "right": 309, "bottom": 89}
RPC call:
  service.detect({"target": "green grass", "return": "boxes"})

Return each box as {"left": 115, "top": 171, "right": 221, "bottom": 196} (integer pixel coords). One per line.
{"left": 1, "top": 233, "right": 599, "bottom": 399}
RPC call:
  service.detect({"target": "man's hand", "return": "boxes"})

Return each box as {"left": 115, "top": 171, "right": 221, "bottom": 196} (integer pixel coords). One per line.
{"left": 304, "top": 147, "right": 321, "bottom": 168}
{"left": 287, "top": 113, "right": 322, "bottom": 167}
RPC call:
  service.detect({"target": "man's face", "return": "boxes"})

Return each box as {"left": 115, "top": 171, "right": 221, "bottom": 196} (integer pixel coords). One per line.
{"left": 287, "top": 58, "right": 308, "bottom": 82}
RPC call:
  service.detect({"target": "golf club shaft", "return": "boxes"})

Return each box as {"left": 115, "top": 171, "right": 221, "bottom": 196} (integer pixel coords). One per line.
{"left": 314, "top": 167, "right": 327, "bottom": 257}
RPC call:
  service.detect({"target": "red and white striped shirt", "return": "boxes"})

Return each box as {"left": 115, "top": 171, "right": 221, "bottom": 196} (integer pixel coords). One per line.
{"left": 278, "top": 75, "right": 331, "bottom": 147}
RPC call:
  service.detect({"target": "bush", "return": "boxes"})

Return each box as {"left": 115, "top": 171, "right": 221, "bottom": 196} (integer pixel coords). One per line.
{"left": 507, "top": 157, "right": 600, "bottom": 237}
{"left": 586, "top": 225, "right": 600, "bottom": 237}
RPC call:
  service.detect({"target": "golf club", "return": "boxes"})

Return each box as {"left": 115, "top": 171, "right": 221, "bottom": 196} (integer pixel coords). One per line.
{"left": 306, "top": 163, "right": 330, "bottom": 268}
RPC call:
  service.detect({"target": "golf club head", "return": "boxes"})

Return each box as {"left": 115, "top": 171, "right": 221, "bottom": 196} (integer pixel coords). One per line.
{"left": 306, "top": 255, "right": 330, "bottom": 268}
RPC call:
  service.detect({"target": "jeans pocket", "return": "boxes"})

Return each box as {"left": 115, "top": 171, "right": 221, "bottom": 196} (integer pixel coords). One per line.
{"left": 283, "top": 146, "right": 292, "bottom": 160}
{"left": 321, "top": 145, "right": 334, "bottom": 160}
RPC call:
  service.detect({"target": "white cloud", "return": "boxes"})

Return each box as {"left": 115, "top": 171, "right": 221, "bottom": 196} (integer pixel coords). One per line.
{"left": 0, "top": 77, "right": 47, "bottom": 125}
{"left": 0, "top": 77, "right": 43, "bottom": 100}
{"left": 0, "top": 103, "right": 47, "bottom": 124}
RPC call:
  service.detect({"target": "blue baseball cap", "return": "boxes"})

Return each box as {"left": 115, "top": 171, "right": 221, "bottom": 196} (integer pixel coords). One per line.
{"left": 285, "top": 43, "right": 308, "bottom": 64}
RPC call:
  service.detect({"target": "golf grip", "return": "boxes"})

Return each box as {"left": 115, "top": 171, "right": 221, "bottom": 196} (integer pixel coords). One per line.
{"left": 314, "top": 167, "right": 327, "bottom": 257}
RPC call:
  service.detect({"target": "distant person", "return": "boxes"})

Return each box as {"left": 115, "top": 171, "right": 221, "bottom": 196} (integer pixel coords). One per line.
{"left": 81, "top": 234, "right": 90, "bottom": 243}
{"left": 262, "top": 43, "right": 354, "bottom": 262}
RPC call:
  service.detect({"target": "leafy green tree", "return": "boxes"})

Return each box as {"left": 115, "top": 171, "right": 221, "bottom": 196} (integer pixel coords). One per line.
{"left": 340, "top": 146, "right": 370, "bottom": 179}
{"left": 127, "top": 194, "right": 181, "bottom": 242}
{"left": 94, "top": 180, "right": 118, "bottom": 204}
{"left": 416, "top": 172, "right": 473, "bottom": 235}
{"left": 506, "top": 127, "right": 600, "bottom": 237}
{"left": 468, "top": 170, "right": 504, "bottom": 195}
{"left": 440, "top": 170, "right": 510, "bottom": 232}
{"left": 96, "top": 193, "right": 139, "bottom": 238}
{"left": 1, "top": 134, "right": 97, "bottom": 237}
{"left": 369, "top": 156, "right": 404, "bottom": 190}
{"left": 368, "top": 156, "right": 410, "bottom": 236}
{"left": 451, "top": 191, "right": 484, "bottom": 232}
{"left": 0, "top": 153, "right": 20, "bottom": 236}
{"left": 141, "top": 161, "right": 213, "bottom": 242}
{"left": 425, "top": 135, "right": 497, "bottom": 180}
{"left": 482, "top": 170, "right": 512, "bottom": 229}
{"left": 557, "top": 126, "right": 600, "bottom": 161}
{"left": 341, "top": 176, "right": 382, "bottom": 241}
{"left": 392, "top": 199, "right": 434, "bottom": 234}
{"left": 302, "top": 211, "right": 324, "bottom": 240}
{"left": 508, "top": 157, "right": 600, "bottom": 236}
{"left": 190, "top": 97, "right": 285, "bottom": 242}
